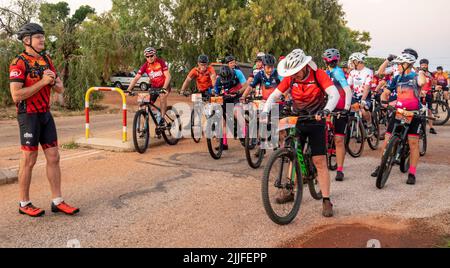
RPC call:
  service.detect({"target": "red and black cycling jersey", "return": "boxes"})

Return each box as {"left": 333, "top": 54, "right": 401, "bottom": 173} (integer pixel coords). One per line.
{"left": 9, "top": 51, "right": 57, "bottom": 114}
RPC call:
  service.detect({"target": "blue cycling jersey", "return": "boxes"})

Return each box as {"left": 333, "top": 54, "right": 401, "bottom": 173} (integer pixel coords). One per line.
{"left": 326, "top": 66, "right": 349, "bottom": 90}
{"left": 250, "top": 70, "right": 280, "bottom": 89}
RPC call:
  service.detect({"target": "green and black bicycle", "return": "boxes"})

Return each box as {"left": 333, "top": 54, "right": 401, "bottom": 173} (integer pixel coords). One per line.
{"left": 262, "top": 114, "right": 327, "bottom": 225}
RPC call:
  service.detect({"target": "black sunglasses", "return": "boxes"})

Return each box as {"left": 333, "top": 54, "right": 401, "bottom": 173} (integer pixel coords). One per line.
{"left": 146, "top": 55, "right": 155, "bottom": 58}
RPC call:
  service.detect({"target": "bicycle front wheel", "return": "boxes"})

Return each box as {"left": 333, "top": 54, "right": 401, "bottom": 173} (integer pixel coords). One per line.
{"left": 132, "top": 109, "right": 150, "bottom": 154}
{"left": 191, "top": 109, "right": 202, "bottom": 143}
{"left": 376, "top": 136, "right": 401, "bottom": 189}
{"left": 346, "top": 117, "right": 365, "bottom": 158}
{"left": 262, "top": 148, "right": 303, "bottom": 225}
{"left": 432, "top": 100, "right": 450, "bottom": 126}
{"left": 245, "top": 122, "right": 264, "bottom": 169}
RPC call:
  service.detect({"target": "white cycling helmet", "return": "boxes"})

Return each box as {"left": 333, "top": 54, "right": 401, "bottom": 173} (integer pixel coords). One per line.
{"left": 392, "top": 53, "right": 417, "bottom": 64}
{"left": 278, "top": 48, "right": 317, "bottom": 77}
{"left": 349, "top": 52, "right": 366, "bottom": 63}
{"left": 144, "top": 47, "right": 157, "bottom": 56}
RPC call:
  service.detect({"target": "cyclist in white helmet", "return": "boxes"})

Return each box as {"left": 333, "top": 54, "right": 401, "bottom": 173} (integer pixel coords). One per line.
{"left": 262, "top": 48, "right": 341, "bottom": 218}
{"left": 372, "top": 51, "right": 427, "bottom": 185}
{"left": 347, "top": 52, "right": 376, "bottom": 133}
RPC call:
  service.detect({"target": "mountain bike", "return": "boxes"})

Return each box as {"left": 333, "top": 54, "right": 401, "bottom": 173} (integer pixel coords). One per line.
{"left": 430, "top": 87, "right": 450, "bottom": 125}
{"left": 187, "top": 90, "right": 211, "bottom": 143}
{"left": 376, "top": 107, "right": 435, "bottom": 189}
{"left": 345, "top": 102, "right": 380, "bottom": 158}
{"left": 262, "top": 114, "right": 336, "bottom": 225}
{"left": 128, "top": 88, "right": 182, "bottom": 154}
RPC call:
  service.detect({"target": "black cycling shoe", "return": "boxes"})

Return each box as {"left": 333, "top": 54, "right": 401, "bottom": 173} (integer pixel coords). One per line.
{"left": 335, "top": 171, "right": 345, "bottom": 182}
{"left": 430, "top": 128, "right": 437, "bottom": 135}
{"left": 407, "top": 174, "right": 416, "bottom": 185}
{"left": 371, "top": 166, "right": 380, "bottom": 177}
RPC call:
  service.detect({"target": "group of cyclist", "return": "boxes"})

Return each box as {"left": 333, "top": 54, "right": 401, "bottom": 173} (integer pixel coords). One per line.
{"left": 9, "top": 22, "right": 448, "bottom": 219}
{"left": 177, "top": 47, "right": 447, "bottom": 218}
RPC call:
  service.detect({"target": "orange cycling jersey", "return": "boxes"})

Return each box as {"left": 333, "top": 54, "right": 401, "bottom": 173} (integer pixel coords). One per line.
{"left": 188, "top": 66, "right": 216, "bottom": 92}
{"left": 9, "top": 51, "right": 57, "bottom": 114}
{"left": 434, "top": 72, "right": 449, "bottom": 87}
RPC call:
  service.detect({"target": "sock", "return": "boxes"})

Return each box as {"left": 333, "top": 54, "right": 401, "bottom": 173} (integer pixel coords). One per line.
{"left": 223, "top": 133, "right": 228, "bottom": 146}
{"left": 20, "top": 201, "right": 31, "bottom": 207}
{"left": 52, "top": 197, "right": 64, "bottom": 206}
{"left": 337, "top": 167, "right": 344, "bottom": 173}
{"left": 409, "top": 166, "right": 417, "bottom": 176}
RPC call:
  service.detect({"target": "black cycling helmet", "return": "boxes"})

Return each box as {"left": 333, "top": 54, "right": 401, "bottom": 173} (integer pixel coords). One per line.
{"left": 17, "top": 23, "right": 45, "bottom": 41}
{"left": 402, "top": 48, "right": 418, "bottom": 60}
{"left": 262, "top": 54, "right": 276, "bottom": 66}
{"left": 198, "top": 54, "right": 209, "bottom": 64}
{"left": 219, "top": 65, "right": 234, "bottom": 83}
{"left": 420, "top": 59, "right": 429, "bottom": 65}
{"left": 224, "top": 55, "right": 236, "bottom": 64}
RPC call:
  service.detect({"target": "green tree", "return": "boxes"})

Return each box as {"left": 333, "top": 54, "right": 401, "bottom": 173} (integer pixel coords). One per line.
{"left": 38, "top": 2, "right": 95, "bottom": 109}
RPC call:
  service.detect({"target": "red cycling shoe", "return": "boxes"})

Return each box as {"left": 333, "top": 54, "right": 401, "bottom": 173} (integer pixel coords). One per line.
{"left": 51, "top": 202, "right": 80, "bottom": 215}
{"left": 19, "top": 203, "right": 45, "bottom": 217}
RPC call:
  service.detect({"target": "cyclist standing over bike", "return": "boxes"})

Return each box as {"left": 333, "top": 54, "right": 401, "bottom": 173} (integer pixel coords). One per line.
{"left": 347, "top": 52, "right": 375, "bottom": 133}
{"left": 214, "top": 65, "right": 247, "bottom": 150}
{"left": 262, "top": 49, "right": 340, "bottom": 217}
{"left": 322, "top": 48, "right": 352, "bottom": 182}
{"left": 419, "top": 59, "right": 437, "bottom": 134}
{"left": 9, "top": 23, "right": 79, "bottom": 217}
{"left": 180, "top": 55, "right": 217, "bottom": 97}
{"left": 434, "top": 66, "right": 449, "bottom": 102}
{"left": 127, "top": 47, "right": 172, "bottom": 126}
{"left": 242, "top": 54, "right": 280, "bottom": 101}
{"left": 372, "top": 51, "right": 427, "bottom": 185}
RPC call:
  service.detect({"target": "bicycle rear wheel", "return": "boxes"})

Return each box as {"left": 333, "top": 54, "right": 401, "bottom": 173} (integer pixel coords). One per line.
{"left": 206, "top": 122, "right": 223, "bottom": 160}
{"left": 376, "top": 136, "right": 401, "bottom": 189}
{"left": 262, "top": 148, "right": 303, "bottom": 225}
{"left": 162, "top": 105, "right": 182, "bottom": 145}
{"left": 132, "top": 109, "right": 150, "bottom": 154}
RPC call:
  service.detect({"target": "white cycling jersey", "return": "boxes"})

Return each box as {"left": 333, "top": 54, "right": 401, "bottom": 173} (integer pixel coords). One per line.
{"left": 347, "top": 67, "right": 373, "bottom": 98}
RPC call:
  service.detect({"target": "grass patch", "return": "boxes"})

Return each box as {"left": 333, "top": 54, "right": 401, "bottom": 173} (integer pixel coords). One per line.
{"left": 61, "top": 141, "right": 80, "bottom": 150}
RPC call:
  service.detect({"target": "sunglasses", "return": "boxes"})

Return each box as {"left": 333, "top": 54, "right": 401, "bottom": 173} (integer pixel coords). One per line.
{"left": 146, "top": 55, "right": 156, "bottom": 58}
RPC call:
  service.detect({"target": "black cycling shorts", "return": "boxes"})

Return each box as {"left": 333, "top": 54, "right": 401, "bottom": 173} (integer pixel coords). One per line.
{"left": 333, "top": 114, "right": 348, "bottom": 137}
{"left": 386, "top": 115, "right": 421, "bottom": 138}
{"left": 17, "top": 112, "right": 58, "bottom": 151}
{"left": 296, "top": 119, "right": 327, "bottom": 157}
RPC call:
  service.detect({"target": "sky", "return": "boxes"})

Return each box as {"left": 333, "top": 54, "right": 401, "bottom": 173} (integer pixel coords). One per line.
{"left": 1, "top": 0, "right": 449, "bottom": 70}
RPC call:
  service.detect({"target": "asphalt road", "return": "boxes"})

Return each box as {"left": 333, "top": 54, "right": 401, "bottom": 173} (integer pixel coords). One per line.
{"left": 0, "top": 95, "right": 449, "bottom": 248}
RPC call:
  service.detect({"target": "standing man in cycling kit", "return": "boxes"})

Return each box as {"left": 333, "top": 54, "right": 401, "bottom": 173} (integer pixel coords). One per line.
{"left": 9, "top": 23, "right": 79, "bottom": 217}
{"left": 263, "top": 49, "right": 340, "bottom": 217}
{"left": 127, "top": 47, "right": 172, "bottom": 126}
{"left": 372, "top": 51, "right": 427, "bottom": 185}
{"left": 322, "top": 49, "right": 352, "bottom": 182}
{"left": 419, "top": 59, "right": 437, "bottom": 135}
{"left": 180, "top": 54, "right": 217, "bottom": 97}
{"left": 347, "top": 52, "right": 375, "bottom": 132}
